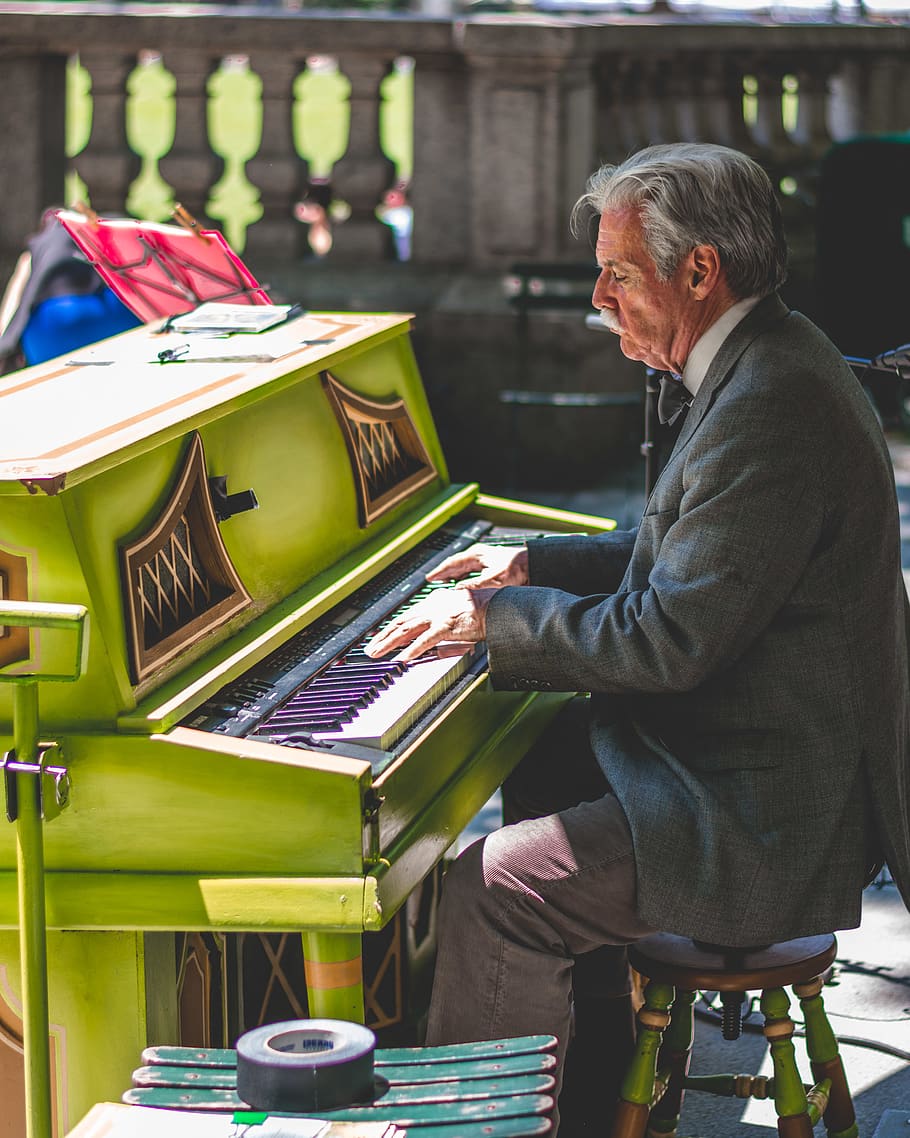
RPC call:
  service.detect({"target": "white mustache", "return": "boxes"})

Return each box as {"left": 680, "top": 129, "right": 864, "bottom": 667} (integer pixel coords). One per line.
{"left": 598, "top": 309, "right": 622, "bottom": 334}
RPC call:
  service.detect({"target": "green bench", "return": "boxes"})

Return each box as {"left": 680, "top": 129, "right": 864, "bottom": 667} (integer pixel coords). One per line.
{"left": 118, "top": 1034, "right": 557, "bottom": 1138}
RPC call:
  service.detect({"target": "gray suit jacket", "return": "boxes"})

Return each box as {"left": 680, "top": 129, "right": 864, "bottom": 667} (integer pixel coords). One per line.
{"left": 487, "top": 294, "right": 910, "bottom": 946}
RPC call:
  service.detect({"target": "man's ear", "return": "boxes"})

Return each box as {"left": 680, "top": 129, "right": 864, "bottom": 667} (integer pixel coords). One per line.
{"left": 689, "top": 245, "right": 721, "bottom": 296}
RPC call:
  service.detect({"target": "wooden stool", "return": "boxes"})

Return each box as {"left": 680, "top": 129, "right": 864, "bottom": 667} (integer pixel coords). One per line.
{"left": 611, "top": 933, "right": 858, "bottom": 1138}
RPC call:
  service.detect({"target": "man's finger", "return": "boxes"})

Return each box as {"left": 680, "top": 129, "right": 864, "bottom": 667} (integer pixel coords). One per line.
{"left": 364, "top": 617, "right": 428, "bottom": 658}
{"left": 394, "top": 628, "right": 449, "bottom": 662}
{"left": 426, "top": 552, "right": 483, "bottom": 582}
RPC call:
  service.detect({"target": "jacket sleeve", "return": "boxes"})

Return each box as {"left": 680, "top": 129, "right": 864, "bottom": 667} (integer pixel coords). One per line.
{"left": 527, "top": 528, "right": 637, "bottom": 595}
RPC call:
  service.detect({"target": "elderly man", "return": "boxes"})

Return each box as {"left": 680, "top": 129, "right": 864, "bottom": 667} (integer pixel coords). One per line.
{"left": 365, "top": 143, "right": 910, "bottom": 1133}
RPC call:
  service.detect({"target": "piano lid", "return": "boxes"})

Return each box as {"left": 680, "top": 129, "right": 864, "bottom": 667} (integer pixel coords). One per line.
{"left": 0, "top": 312, "right": 411, "bottom": 489}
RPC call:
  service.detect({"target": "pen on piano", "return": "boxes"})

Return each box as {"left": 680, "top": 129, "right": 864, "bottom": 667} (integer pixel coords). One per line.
{"left": 157, "top": 343, "right": 190, "bottom": 363}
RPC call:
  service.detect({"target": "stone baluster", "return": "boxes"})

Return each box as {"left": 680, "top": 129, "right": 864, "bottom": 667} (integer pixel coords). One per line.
{"left": 244, "top": 54, "right": 305, "bottom": 261}
{"left": 864, "top": 53, "right": 910, "bottom": 135}
{"left": 827, "top": 56, "right": 865, "bottom": 142}
{"left": 665, "top": 59, "right": 704, "bottom": 144}
{"left": 157, "top": 48, "right": 223, "bottom": 225}
{"left": 748, "top": 58, "right": 801, "bottom": 170}
{"left": 829, "top": 50, "right": 910, "bottom": 142}
{"left": 70, "top": 51, "right": 140, "bottom": 215}
{"left": 789, "top": 57, "right": 834, "bottom": 161}
{"left": 687, "top": 56, "right": 743, "bottom": 149}
{"left": 637, "top": 56, "right": 682, "bottom": 146}
{"left": 711, "top": 57, "right": 759, "bottom": 155}
{"left": 329, "top": 53, "right": 396, "bottom": 262}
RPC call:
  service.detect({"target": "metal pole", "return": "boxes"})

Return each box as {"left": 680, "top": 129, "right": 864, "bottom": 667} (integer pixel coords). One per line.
{"left": 642, "top": 368, "right": 660, "bottom": 499}
{"left": 13, "top": 681, "right": 53, "bottom": 1138}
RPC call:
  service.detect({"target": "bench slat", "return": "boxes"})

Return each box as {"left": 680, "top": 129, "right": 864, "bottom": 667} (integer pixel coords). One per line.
{"left": 140, "top": 1035, "right": 557, "bottom": 1071}
{"left": 122, "top": 1085, "right": 555, "bottom": 1125}
{"left": 132, "top": 1053, "right": 556, "bottom": 1089}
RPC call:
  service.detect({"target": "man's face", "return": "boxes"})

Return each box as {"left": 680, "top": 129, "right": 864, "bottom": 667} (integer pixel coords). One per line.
{"left": 592, "top": 206, "right": 694, "bottom": 374}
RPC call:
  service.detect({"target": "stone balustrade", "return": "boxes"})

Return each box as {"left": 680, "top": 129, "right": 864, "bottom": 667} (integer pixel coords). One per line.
{"left": 2, "top": 2, "right": 909, "bottom": 486}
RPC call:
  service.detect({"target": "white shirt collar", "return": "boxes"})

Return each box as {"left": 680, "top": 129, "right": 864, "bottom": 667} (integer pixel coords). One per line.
{"left": 681, "top": 296, "right": 761, "bottom": 398}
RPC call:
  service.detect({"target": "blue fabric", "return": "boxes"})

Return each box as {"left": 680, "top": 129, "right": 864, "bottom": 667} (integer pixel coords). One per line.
{"left": 20, "top": 288, "right": 140, "bottom": 366}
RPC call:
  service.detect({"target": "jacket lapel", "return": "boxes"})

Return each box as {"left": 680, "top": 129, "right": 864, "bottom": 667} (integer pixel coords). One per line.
{"left": 672, "top": 293, "right": 790, "bottom": 452}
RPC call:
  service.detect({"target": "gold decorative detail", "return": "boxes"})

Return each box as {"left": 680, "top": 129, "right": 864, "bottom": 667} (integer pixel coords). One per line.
{"left": 0, "top": 549, "right": 29, "bottom": 669}
{"left": 121, "top": 432, "right": 251, "bottom": 685}
{"left": 322, "top": 372, "right": 438, "bottom": 527}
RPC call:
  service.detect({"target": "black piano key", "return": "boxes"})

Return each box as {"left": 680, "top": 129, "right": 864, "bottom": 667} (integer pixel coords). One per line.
{"left": 272, "top": 714, "right": 350, "bottom": 731}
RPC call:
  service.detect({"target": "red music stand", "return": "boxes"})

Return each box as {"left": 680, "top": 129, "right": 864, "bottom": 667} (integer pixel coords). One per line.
{"left": 54, "top": 206, "right": 272, "bottom": 323}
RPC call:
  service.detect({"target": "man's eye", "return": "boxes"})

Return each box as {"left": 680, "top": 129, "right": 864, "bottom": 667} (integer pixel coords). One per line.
{"left": 613, "top": 273, "right": 627, "bottom": 285}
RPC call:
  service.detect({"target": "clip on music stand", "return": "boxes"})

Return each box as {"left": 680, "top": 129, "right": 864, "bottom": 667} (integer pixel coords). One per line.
{"left": 54, "top": 204, "right": 271, "bottom": 323}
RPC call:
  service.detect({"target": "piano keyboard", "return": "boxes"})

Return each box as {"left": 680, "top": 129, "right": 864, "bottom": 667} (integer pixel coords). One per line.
{"left": 182, "top": 518, "right": 499, "bottom": 757}
{"left": 252, "top": 638, "right": 481, "bottom": 751}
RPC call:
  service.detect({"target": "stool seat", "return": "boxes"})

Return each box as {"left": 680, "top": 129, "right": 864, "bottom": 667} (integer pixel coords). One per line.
{"left": 629, "top": 932, "right": 837, "bottom": 992}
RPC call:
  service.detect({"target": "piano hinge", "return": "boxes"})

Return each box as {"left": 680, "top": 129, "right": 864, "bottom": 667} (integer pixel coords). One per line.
{"left": 363, "top": 788, "right": 385, "bottom": 865}
{"left": 1, "top": 744, "right": 71, "bottom": 823}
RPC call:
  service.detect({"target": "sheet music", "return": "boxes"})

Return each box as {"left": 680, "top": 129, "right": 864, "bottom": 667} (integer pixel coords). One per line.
{"left": 67, "top": 1102, "right": 402, "bottom": 1138}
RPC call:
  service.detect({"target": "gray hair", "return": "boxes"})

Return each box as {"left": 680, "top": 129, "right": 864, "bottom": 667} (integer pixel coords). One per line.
{"left": 572, "top": 143, "right": 788, "bottom": 299}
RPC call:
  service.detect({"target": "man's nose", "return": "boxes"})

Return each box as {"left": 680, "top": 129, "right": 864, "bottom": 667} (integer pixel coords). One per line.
{"left": 592, "top": 273, "right": 612, "bottom": 309}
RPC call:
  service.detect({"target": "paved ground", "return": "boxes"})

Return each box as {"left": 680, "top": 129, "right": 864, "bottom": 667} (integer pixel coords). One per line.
{"left": 458, "top": 427, "right": 910, "bottom": 1137}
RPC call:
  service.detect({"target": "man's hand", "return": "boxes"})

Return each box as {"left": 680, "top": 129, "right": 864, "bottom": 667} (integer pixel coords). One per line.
{"left": 427, "top": 543, "right": 529, "bottom": 589}
{"left": 364, "top": 585, "right": 497, "bottom": 663}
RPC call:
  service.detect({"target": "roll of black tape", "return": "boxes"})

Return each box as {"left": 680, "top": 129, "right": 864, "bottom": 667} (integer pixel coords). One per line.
{"left": 236, "top": 1019, "right": 376, "bottom": 1112}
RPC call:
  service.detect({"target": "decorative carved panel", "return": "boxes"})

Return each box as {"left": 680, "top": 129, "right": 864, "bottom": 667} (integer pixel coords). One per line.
{"left": 177, "top": 932, "right": 225, "bottom": 1049}
{"left": 322, "top": 372, "right": 439, "bottom": 528}
{"left": 120, "top": 433, "right": 251, "bottom": 684}
{"left": 0, "top": 548, "right": 29, "bottom": 670}
{"left": 172, "top": 867, "right": 444, "bottom": 1048}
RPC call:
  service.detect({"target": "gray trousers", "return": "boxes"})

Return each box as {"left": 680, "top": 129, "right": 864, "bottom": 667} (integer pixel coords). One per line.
{"left": 424, "top": 699, "right": 655, "bottom": 1107}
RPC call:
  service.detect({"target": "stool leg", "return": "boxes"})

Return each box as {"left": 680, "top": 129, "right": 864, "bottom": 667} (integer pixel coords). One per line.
{"left": 794, "top": 976, "right": 858, "bottom": 1138}
{"left": 646, "top": 988, "right": 696, "bottom": 1138}
{"left": 761, "top": 987, "right": 813, "bottom": 1138}
{"left": 610, "top": 981, "right": 673, "bottom": 1138}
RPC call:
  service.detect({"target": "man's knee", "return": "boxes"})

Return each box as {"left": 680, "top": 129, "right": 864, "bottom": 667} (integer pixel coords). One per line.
{"left": 440, "top": 828, "right": 551, "bottom": 933}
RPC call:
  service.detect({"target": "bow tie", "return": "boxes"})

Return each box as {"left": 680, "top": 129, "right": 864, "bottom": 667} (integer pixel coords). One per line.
{"left": 657, "top": 373, "right": 693, "bottom": 425}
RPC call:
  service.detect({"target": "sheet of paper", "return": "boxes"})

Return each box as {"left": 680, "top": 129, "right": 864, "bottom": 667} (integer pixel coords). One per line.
{"left": 169, "top": 302, "right": 298, "bottom": 334}
{"left": 66, "top": 1102, "right": 332, "bottom": 1138}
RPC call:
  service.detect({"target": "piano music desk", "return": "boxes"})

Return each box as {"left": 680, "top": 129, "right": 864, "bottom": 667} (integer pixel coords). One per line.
{"left": 0, "top": 312, "right": 615, "bottom": 1135}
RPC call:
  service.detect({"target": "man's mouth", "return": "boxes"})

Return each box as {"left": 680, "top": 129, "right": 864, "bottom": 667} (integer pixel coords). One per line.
{"left": 598, "top": 310, "right": 622, "bottom": 334}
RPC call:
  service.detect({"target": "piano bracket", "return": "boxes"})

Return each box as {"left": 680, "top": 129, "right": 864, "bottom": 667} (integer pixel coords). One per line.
{"left": 208, "top": 476, "right": 259, "bottom": 522}
{"left": 363, "top": 788, "right": 385, "bottom": 866}
{"left": 1, "top": 744, "right": 71, "bottom": 824}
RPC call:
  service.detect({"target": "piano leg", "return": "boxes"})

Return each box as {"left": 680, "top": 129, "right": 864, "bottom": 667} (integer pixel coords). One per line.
{"left": 301, "top": 931, "right": 365, "bottom": 1023}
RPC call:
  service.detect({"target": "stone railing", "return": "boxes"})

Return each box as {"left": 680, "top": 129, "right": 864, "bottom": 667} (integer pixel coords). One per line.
{"left": 2, "top": 2, "right": 909, "bottom": 486}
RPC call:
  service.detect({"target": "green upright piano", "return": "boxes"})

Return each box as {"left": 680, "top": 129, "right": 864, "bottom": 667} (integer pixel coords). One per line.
{"left": 0, "top": 310, "right": 614, "bottom": 1135}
